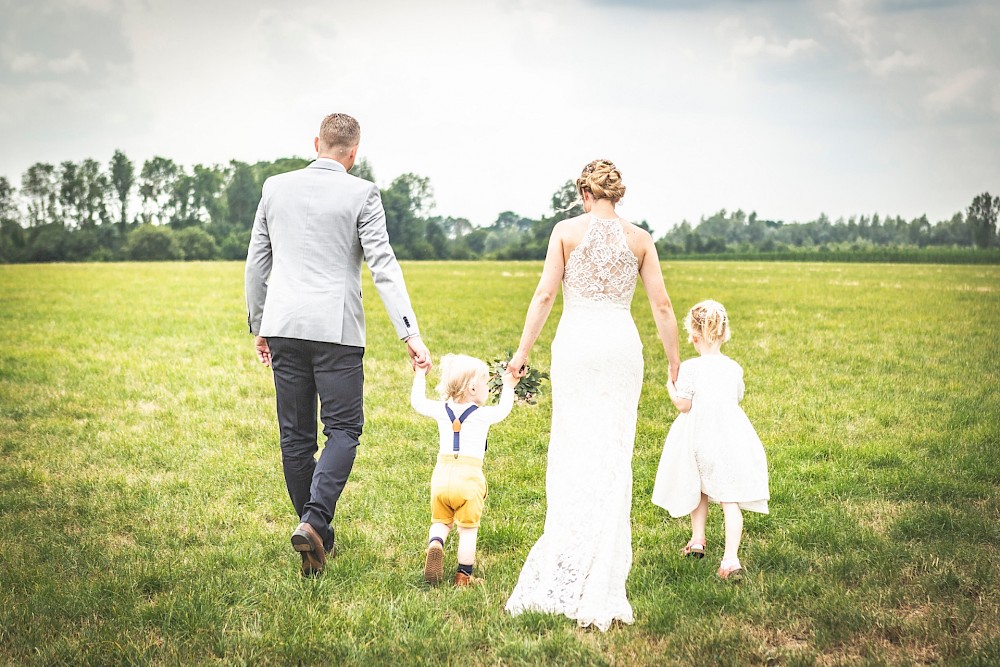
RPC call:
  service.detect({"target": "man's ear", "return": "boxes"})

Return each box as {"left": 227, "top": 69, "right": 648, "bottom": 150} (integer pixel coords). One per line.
{"left": 314, "top": 136, "right": 320, "bottom": 153}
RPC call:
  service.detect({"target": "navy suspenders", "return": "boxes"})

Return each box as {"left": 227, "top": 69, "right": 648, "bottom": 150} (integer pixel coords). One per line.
{"left": 445, "top": 404, "right": 479, "bottom": 458}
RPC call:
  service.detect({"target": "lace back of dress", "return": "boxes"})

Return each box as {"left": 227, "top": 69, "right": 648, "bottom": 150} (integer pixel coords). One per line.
{"left": 563, "top": 217, "right": 639, "bottom": 306}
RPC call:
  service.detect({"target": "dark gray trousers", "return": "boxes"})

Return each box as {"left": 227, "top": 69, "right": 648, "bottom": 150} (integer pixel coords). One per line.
{"left": 267, "top": 337, "right": 364, "bottom": 552}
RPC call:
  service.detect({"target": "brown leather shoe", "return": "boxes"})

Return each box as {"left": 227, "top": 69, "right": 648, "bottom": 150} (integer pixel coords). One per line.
{"left": 423, "top": 542, "right": 444, "bottom": 585}
{"left": 291, "top": 522, "right": 326, "bottom": 577}
{"left": 454, "top": 571, "right": 484, "bottom": 587}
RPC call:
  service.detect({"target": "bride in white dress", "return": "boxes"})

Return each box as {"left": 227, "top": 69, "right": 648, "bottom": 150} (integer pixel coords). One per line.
{"left": 505, "top": 160, "right": 681, "bottom": 631}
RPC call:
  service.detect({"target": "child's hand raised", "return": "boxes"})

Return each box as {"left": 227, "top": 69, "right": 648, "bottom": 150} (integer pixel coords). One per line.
{"left": 502, "top": 369, "right": 521, "bottom": 388}
{"left": 666, "top": 380, "right": 678, "bottom": 399}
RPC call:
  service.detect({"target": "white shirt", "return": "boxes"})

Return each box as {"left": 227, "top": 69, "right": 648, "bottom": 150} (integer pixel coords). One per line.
{"left": 410, "top": 373, "right": 516, "bottom": 459}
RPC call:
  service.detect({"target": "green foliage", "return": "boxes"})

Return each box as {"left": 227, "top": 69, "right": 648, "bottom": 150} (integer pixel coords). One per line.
{"left": 488, "top": 352, "right": 550, "bottom": 405}
{"left": 968, "top": 191, "right": 999, "bottom": 249}
{"left": 225, "top": 160, "right": 258, "bottom": 229}
{"left": 349, "top": 157, "right": 376, "bottom": 182}
{"left": 138, "top": 156, "right": 180, "bottom": 226}
{"left": 108, "top": 149, "right": 134, "bottom": 229}
{"left": 174, "top": 226, "right": 219, "bottom": 260}
{"left": 124, "top": 224, "right": 183, "bottom": 261}
{"left": 1, "top": 151, "right": 996, "bottom": 265}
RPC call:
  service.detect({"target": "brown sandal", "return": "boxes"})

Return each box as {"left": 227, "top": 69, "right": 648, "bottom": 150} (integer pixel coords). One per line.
{"left": 681, "top": 540, "right": 706, "bottom": 559}
{"left": 717, "top": 561, "right": 743, "bottom": 581}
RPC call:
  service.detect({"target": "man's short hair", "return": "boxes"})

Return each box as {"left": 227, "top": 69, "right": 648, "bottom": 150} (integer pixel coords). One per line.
{"left": 319, "top": 113, "right": 361, "bottom": 153}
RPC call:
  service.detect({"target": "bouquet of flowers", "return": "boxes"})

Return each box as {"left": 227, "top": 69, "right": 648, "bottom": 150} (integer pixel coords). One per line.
{"left": 488, "top": 352, "right": 549, "bottom": 405}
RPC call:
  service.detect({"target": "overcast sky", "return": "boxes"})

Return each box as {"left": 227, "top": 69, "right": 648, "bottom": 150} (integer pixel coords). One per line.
{"left": 2, "top": 0, "right": 998, "bottom": 233}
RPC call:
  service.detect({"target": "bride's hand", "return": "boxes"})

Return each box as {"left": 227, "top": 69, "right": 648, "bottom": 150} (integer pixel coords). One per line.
{"left": 508, "top": 351, "right": 528, "bottom": 378}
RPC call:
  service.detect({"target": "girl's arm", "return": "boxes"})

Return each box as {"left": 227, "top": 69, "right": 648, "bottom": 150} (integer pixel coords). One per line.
{"left": 636, "top": 231, "right": 681, "bottom": 383}
{"left": 410, "top": 368, "right": 439, "bottom": 418}
{"left": 666, "top": 380, "right": 692, "bottom": 413}
{"left": 509, "top": 225, "right": 566, "bottom": 376}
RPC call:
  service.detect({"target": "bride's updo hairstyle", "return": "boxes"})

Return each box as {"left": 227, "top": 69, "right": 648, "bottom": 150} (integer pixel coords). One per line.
{"left": 683, "top": 299, "right": 732, "bottom": 345}
{"left": 576, "top": 159, "right": 626, "bottom": 203}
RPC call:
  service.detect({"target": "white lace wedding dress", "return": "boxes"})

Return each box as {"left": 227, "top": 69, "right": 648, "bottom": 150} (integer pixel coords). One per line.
{"left": 505, "top": 215, "right": 644, "bottom": 631}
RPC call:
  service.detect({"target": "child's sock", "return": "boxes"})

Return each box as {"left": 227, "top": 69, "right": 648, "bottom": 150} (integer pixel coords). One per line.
{"left": 456, "top": 563, "right": 473, "bottom": 576}
{"left": 428, "top": 536, "right": 444, "bottom": 548}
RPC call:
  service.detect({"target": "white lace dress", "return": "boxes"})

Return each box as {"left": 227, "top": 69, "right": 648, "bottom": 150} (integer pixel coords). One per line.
{"left": 505, "top": 215, "right": 643, "bottom": 631}
{"left": 651, "top": 354, "right": 770, "bottom": 517}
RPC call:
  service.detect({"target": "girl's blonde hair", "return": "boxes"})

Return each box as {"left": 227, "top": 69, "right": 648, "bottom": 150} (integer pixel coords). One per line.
{"left": 684, "top": 299, "right": 732, "bottom": 345}
{"left": 435, "top": 354, "right": 489, "bottom": 402}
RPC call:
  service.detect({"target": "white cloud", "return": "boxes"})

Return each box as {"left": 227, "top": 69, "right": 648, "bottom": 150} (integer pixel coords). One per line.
{"left": 732, "top": 35, "right": 819, "bottom": 59}
{"left": 922, "top": 68, "right": 987, "bottom": 113}
{"left": 869, "top": 49, "right": 922, "bottom": 76}
{"left": 0, "top": 0, "right": 997, "bottom": 230}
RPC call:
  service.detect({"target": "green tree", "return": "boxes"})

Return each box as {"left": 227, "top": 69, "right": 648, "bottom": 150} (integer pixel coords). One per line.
{"left": 58, "top": 161, "right": 84, "bottom": 228}
{"left": 109, "top": 149, "right": 134, "bottom": 232}
{"left": 425, "top": 220, "right": 449, "bottom": 259}
{"left": 0, "top": 176, "right": 16, "bottom": 223}
{"left": 968, "top": 191, "right": 999, "bottom": 249}
{"left": 253, "top": 157, "right": 311, "bottom": 186}
{"left": 79, "top": 158, "right": 110, "bottom": 228}
{"left": 21, "top": 163, "right": 59, "bottom": 227}
{"left": 138, "top": 157, "right": 180, "bottom": 225}
{"left": 191, "top": 164, "right": 226, "bottom": 227}
{"left": 383, "top": 173, "right": 434, "bottom": 258}
{"left": 125, "top": 224, "right": 183, "bottom": 260}
{"left": 175, "top": 227, "right": 219, "bottom": 260}
{"left": 0, "top": 180, "right": 24, "bottom": 262}
{"left": 350, "top": 157, "right": 376, "bottom": 182}
{"left": 25, "top": 223, "right": 70, "bottom": 262}
{"left": 220, "top": 229, "right": 249, "bottom": 260}
{"left": 226, "top": 161, "right": 258, "bottom": 229}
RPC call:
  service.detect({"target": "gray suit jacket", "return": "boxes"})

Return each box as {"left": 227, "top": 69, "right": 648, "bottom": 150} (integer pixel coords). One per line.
{"left": 244, "top": 159, "right": 419, "bottom": 346}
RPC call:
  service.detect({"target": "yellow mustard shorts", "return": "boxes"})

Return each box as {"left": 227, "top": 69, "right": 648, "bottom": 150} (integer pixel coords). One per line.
{"left": 430, "top": 454, "right": 488, "bottom": 528}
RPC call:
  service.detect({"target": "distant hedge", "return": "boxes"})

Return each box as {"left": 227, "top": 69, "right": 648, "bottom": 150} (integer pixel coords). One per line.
{"left": 663, "top": 249, "right": 1000, "bottom": 264}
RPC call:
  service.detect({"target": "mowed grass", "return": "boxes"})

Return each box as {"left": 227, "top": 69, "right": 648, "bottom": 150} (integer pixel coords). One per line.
{"left": 0, "top": 260, "right": 998, "bottom": 666}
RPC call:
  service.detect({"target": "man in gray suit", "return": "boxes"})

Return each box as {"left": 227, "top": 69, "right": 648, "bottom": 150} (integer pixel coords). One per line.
{"left": 245, "top": 113, "right": 430, "bottom": 576}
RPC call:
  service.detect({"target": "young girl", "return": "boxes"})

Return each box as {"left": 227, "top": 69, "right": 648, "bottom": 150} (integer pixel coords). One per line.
{"left": 411, "top": 354, "right": 519, "bottom": 586}
{"left": 651, "top": 300, "right": 769, "bottom": 580}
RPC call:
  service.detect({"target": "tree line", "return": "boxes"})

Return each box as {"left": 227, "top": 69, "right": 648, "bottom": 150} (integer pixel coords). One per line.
{"left": 0, "top": 152, "right": 996, "bottom": 264}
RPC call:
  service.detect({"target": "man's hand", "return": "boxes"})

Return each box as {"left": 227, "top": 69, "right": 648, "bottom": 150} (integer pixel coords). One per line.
{"left": 666, "top": 379, "right": 678, "bottom": 400}
{"left": 406, "top": 335, "right": 431, "bottom": 370}
{"left": 254, "top": 336, "right": 272, "bottom": 367}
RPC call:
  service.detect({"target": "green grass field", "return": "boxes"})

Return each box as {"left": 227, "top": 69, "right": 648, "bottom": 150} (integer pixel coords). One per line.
{"left": 1, "top": 260, "right": 998, "bottom": 666}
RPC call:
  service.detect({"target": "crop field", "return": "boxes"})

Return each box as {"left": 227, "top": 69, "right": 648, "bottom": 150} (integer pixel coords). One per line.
{"left": 1, "top": 260, "right": 998, "bottom": 666}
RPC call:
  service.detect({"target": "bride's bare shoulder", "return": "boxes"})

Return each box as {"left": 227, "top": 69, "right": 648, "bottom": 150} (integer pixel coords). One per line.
{"left": 620, "top": 219, "right": 652, "bottom": 241}
{"left": 552, "top": 214, "right": 590, "bottom": 237}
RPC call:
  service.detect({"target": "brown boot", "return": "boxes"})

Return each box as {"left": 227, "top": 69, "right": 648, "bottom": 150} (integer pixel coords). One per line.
{"left": 454, "top": 571, "right": 484, "bottom": 587}
{"left": 423, "top": 542, "right": 444, "bottom": 585}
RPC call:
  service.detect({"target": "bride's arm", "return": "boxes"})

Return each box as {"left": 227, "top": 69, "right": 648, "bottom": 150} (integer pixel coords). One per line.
{"left": 509, "top": 225, "right": 565, "bottom": 376}
{"left": 637, "top": 232, "right": 681, "bottom": 383}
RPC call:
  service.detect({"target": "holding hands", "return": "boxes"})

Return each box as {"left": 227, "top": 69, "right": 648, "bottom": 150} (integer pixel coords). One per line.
{"left": 407, "top": 335, "right": 432, "bottom": 371}
{"left": 507, "top": 350, "right": 529, "bottom": 379}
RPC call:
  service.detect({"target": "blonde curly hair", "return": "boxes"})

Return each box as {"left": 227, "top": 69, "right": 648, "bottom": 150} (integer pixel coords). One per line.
{"left": 435, "top": 354, "right": 489, "bottom": 402}
{"left": 683, "top": 299, "right": 732, "bottom": 345}
{"left": 575, "top": 159, "right": 626, "bottom": 203}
